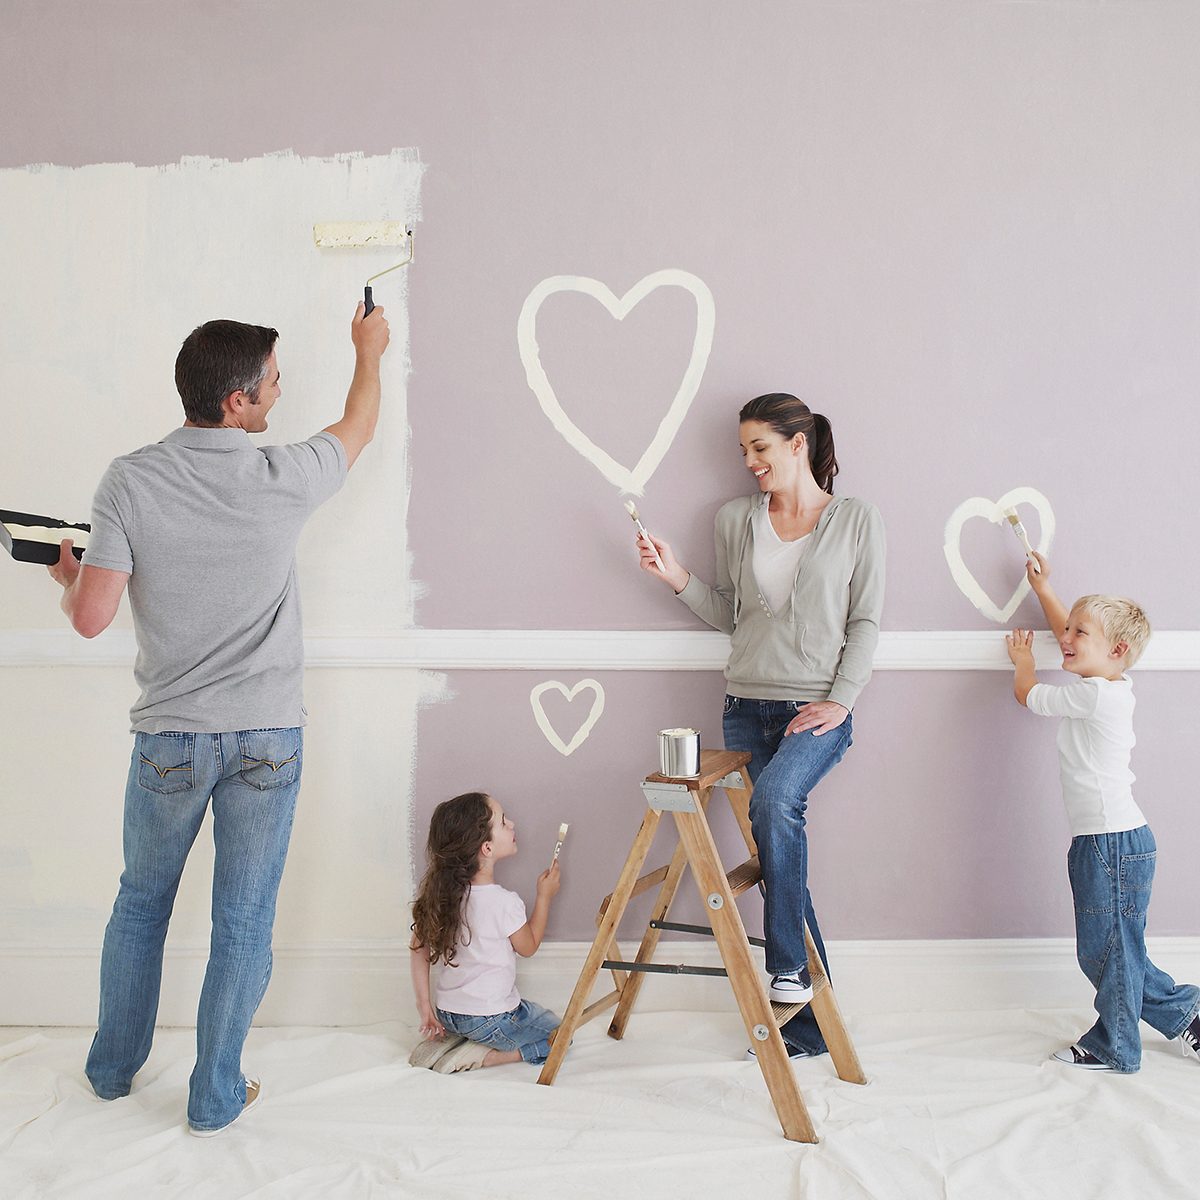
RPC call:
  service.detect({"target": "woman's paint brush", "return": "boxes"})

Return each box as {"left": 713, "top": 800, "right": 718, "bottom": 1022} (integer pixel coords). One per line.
{"left": 551, "top": 823, "right": 569, "bottom": 864}
{"left": 624, "top": 500, "right": 665, "bottom": 571}
{"left": 1003, "top": 508, "right": 1041, "bottom": 573}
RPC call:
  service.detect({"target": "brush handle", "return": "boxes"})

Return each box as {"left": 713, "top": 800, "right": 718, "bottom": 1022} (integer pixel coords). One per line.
{"left": 363, "top": 285, "right": 375, "bottom": 316}
{"left": 635, "top": 518, "right": 666, "bottom": 572}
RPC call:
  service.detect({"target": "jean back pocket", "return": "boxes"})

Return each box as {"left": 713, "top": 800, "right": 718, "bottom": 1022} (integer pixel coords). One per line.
{"left": 136, "top": 732, "right": 195, "bottom": 795}
{"left": 236, "top": 728, "right": 301, "bottom": 791}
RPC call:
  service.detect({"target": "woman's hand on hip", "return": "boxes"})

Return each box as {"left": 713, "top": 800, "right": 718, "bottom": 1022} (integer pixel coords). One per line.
{"left": 785, "top": 701, "right": 849, "bottom": 737}
{"left": 637, "top": 531, "right": 690, "bottom": 593}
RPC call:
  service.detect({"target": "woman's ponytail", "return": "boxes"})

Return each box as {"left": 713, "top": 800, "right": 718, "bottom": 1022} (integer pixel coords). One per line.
{"left": 809, "top": 412, "right": 838, "bottom": 494}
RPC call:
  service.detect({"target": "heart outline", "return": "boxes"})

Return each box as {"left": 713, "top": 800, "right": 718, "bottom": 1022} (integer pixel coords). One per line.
{"left": 529, "top": 678, "right": 606, "bottom": 757}
{"left": 943, "top": 487, "right": 1056, "bottom": 623}
{"left": 517, "top": 269, "right": 716, "bottom": 495}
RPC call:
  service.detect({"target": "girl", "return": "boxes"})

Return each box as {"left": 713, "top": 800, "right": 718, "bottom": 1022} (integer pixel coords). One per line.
{"left": 636, "top": 393, "right": 884, "bottom": 1059}
{"left": 408, "top": 791, "right": 562, "bottom": 1073}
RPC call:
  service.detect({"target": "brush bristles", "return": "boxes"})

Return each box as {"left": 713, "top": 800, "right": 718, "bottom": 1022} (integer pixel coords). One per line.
{"left": 623, "top": 501, "right": 640, "bottom": 520}
{"left": 557, "top": 823, "right": 569, "bottom": 838}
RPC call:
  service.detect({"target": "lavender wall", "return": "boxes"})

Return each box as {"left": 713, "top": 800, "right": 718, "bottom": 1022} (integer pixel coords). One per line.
{"left": 4, "top": 1, "right": 1198, "bottom": 941}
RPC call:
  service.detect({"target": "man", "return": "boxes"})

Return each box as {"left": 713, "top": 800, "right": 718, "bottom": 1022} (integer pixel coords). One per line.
{"left": 47, "top": 303, "right": 389, "bottom": 1135}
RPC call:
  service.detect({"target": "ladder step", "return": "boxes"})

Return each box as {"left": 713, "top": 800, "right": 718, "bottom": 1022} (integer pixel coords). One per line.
{"left": 725, "top": 856, "right": 762, "bottom": 897}
{"left": 770, "top": 976, "right": 828, "bottom": 1026}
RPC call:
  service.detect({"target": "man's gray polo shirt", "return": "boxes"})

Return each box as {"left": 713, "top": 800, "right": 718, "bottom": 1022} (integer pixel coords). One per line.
{"left": 82, "top": 426, "right": 347, "bottom": 733}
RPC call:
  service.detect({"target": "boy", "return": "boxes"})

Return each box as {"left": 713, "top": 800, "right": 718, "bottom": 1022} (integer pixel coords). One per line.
{"left": 1006, "top": 551, "right": 1200, "bottom": 1072}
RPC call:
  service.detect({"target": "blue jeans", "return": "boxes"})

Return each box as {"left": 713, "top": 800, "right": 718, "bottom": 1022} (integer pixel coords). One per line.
{"left": 1068, "top": 826, "right": 1200, "bottom": 1072}
{"left": 85, "top": 728, "right": 303, "bottom": 1130}
{"left": 436, "top": 999, "right": 561, "bottom": 1064}
{"left": 722, "top": 697, "right": 853, "bottom": 1055}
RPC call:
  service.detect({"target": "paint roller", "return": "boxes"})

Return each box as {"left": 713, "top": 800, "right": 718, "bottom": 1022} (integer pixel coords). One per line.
{"left": 312, "top": 221, "right": 414, "bottom": 315}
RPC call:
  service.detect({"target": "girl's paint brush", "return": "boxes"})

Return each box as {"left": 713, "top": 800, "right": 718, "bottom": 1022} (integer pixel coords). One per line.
{"left": 551, "top": 823, "right": 569, "bottom": 864}
{"left": 1003, "top": 508, "right": 1041, "bottom": 573}
{"left": 624, "top": 500, "right": 665, "bottom": 571}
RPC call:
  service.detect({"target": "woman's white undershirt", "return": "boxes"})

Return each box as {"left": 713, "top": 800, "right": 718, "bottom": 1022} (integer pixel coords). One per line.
{"left": 751, "top": 502, "right": 811, "bottom": 616}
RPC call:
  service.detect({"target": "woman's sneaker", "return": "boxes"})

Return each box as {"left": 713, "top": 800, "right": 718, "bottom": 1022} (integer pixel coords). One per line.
{"left": 769, "top": 967, "right": 814, "bottom": 1004}
{"left": 1051, "top": 1043, "right": 1112, "bottom": 1070}
{"left": 745, "top": 1041, "right": 818, "bottom": 1061}
{"left": 1180, "top": 1015, "right": 1200, "bottom": 1062}
{"left": 408, "top": 1035, "right": 466, "bottom": 1070}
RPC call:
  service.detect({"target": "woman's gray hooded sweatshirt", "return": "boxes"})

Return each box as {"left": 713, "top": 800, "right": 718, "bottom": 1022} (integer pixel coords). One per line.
{"left": 677, "top": 493, "right": 885, "bottom": 709}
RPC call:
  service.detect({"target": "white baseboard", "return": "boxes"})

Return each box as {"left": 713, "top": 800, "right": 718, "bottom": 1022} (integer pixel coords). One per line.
{"left": 4, "top": 937, "right": 1199, "bottom": 1028}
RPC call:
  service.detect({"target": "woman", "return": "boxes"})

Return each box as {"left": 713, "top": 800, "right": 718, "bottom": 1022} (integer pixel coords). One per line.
{"left": 638, "top": 393, "right": 884, "bottom": 1057}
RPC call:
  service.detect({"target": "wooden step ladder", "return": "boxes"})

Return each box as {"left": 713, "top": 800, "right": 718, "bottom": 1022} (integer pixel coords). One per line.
{"left": 536, "top": 748, "right": 866, "bottom": 1142}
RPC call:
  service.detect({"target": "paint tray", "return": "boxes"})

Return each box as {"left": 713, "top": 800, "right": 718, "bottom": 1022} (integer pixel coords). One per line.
{"left": 1, "top": 509, "right": 90, "bottom": 566}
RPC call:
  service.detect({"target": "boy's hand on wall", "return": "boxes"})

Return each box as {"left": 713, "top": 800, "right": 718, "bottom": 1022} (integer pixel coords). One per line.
{"left": 1005, "top": 629, "right": 1035, "bottom": 664}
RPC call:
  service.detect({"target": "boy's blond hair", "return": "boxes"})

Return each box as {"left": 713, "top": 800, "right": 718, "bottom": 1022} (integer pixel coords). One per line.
{"left": 1072, "top": 594, "right": 1152, "bottom": 667}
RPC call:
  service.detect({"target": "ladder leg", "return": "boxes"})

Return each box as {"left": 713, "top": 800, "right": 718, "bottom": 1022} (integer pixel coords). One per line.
{"left": 537, "top": 808, "right": 662, "bottom": 1086}
{"left": 674, "top": 808, "right": 818, "bottom": 1144}
{"left": 806, "top": 928, "right": 867, "bottom": 1085}
{"left": 721, "top": 767, "right": 758, "bottom": 857}
{"left": 607, "top": 821, "right": 695, "bottom": 1040}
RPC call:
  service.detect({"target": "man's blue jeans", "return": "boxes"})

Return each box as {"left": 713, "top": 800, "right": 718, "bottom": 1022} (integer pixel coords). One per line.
{"left": 85, "top": 729, "right": 303, "bottom": 1130}
{"left": 722, "top": 697, "right": 853, "bottom": 1056}
{"left": 1069, "top": 826, "right": 1200, "bottom": 1072}
{"left": 436, "top": 999, "right": 562, "bottom": 1064}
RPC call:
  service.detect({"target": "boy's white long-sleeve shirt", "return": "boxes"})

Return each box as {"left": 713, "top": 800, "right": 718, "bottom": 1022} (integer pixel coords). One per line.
{"left": 1026, "top": 676, "right": 1147, "bottom": 836}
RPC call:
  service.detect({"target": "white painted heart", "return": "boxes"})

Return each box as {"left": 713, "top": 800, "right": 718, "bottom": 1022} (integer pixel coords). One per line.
{"left": 943, "top": 487, "right": 1056, "bottom": 623}
{"left": 529, "top": 678, "right": 606, "bottom": 757}
{"left": 517, "top": 269, "right": 716, "bottom": 495}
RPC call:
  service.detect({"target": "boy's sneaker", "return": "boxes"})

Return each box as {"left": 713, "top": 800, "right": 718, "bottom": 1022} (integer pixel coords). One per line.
{"left": 769, "top": 967, "right": 814, "bottom": 1005}
{"left": 1179, "top": 1015, "right": 1200, "bottom": 1063}
{"left": 408, "top": 1035, "right": 466, "bottom": 1070}
{"left": 745, "top": 1041, "right": 818, "bottom": 1062}
{"left": 1051, "top": 1043, "right": 1113, "bottom": 1070}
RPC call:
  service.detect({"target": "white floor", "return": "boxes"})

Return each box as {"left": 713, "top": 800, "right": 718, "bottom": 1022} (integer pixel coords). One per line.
{"left": 2, "top": 1009, "right": 1198, "bottom": 1200}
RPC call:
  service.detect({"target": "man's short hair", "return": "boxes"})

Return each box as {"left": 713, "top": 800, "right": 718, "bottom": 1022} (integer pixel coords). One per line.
{"left": 1072, "top": 594, "right": 1152, "bottom": 667}
{"left": 175, "top": 320, "right": 279, "bottom": 425}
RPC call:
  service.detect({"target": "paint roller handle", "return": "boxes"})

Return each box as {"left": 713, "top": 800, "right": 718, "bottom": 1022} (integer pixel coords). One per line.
{"left": 363, "top": 285, "right": 375, "bottom": 317}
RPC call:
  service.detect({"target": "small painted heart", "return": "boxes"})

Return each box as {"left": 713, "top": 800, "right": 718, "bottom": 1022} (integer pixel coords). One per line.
{"left": 517, "top": 270, "right": 715, "bottom": 495}
{"left": 943, "top": 487, "right": 1056, "bottom": 623}
{"left": 529, "top": 678, "right": 606, "bottom": 757}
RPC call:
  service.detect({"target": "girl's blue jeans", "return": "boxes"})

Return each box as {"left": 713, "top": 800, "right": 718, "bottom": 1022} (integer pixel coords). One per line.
{"left": 436, "top": 999, "right": 561, "bottom": 1064}
{"left": 722, "top": 696, "right": 853, "bottom": 1056}
{"left": 84, "top": 729, "right": 303, "bottom": 1131}
{"left": 1069, "top": 826, "right": 1199, "bottom": 1072}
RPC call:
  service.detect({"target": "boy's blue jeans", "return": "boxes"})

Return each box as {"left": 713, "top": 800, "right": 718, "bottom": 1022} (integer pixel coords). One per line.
{"left": 1069, "top": 826, "right": 1199, "bottom": 1072}
{"left": 722, "top": 696, "right": 853, "bottom": 1056}
{"left": 436, "top": 999, "right": 561, "bottom": 1064}
{"left": 85, "top": 729, "right": 303, "bottom": 1131}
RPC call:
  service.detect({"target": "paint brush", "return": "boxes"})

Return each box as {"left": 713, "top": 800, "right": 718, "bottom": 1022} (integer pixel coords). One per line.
{"left": 624, "top": 500, "right": 665, "bottom": 571}
{"left": 1003, "top": 508, "right": 1041, "bottom": 573}
{"left": 551, "top": 823, "right": 569, "bottom": 864}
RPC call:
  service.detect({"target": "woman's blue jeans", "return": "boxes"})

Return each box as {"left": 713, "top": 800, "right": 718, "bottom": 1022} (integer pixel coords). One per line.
{"left": 722, "top": 697, "right": 853, "bottom": 1055}
{"left": 1069, "top": 826, "right": 1200, "bottom": 1072}
{"left": 436, "top": 999, "right": 561, "bottom": 1064}
{"left": 85, "top": 729, "right": 303, "bottom": 1131}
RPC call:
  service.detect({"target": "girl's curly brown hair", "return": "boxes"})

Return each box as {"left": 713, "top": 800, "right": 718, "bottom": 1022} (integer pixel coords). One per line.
{"left": 410, "top": 791, "right": 494, "bottom": 966}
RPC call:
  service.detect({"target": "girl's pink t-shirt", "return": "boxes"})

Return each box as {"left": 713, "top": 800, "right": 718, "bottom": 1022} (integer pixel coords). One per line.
{"left": 434, "top": 883, "right": 528, "bottom": 1016}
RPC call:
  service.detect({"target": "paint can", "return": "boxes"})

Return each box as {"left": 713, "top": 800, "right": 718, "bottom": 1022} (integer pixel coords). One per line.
{"left": 658, "top": 728, "right": 700, "bottom": 777}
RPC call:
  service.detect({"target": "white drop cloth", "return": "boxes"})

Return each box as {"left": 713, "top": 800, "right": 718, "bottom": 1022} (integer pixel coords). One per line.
{"left": 2, "top": 1009, "right": 1198, "bottom": 1199}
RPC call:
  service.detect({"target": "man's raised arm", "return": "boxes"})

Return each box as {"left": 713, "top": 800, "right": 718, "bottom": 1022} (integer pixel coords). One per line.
{"left": 323, "top": 303, "right": 391, "bottom": 470}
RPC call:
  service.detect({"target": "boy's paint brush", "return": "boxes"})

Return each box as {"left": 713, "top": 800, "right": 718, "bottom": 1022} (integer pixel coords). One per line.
{"left": 551, "top": 823, "right": 569, "bottom": 864}
{"left": 1003, "top": 508, "right": 1041, "bottom": 573}
{"left": 624, "top": 500, "right": 665, "bottom": 571}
